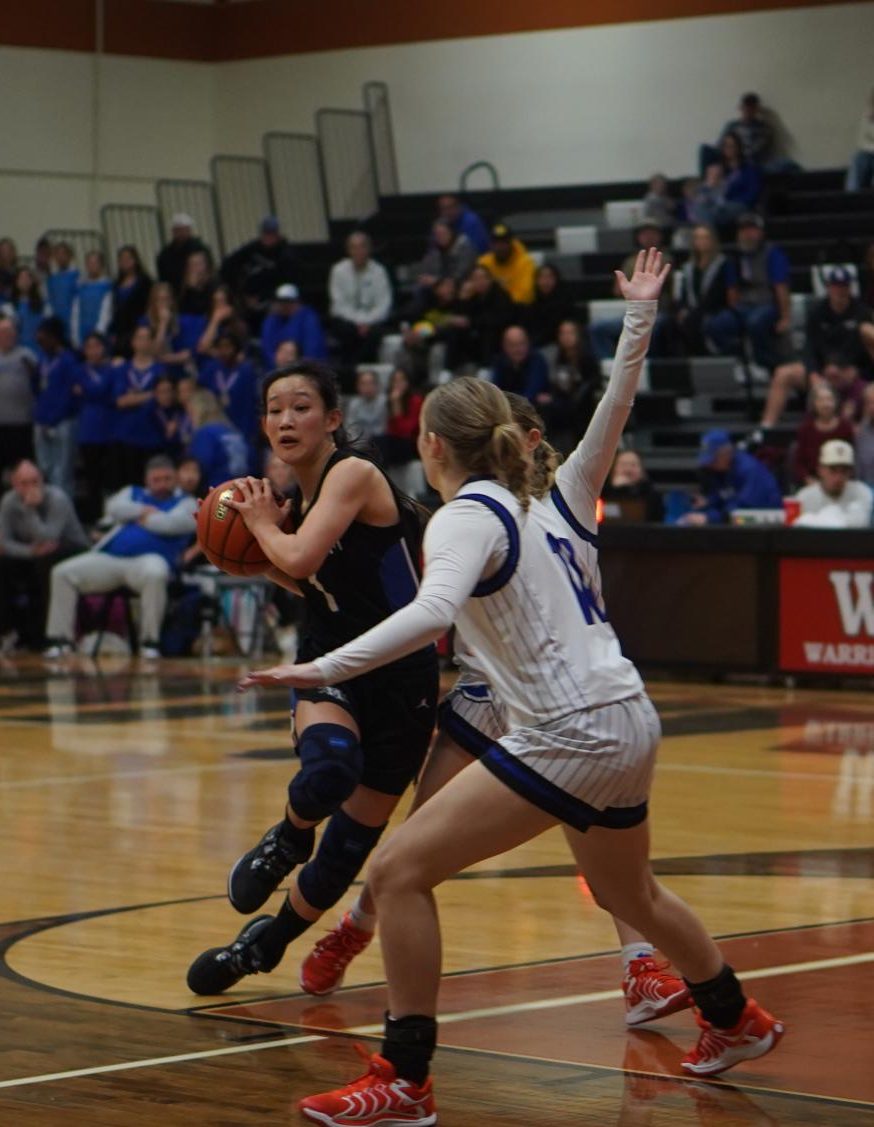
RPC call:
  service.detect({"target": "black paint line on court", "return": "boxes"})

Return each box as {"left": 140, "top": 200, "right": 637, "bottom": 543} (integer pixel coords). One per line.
{"left": 191, "top": 913, "right": 874, "bottom": 1016}
{"left": 2, "top": 853, "right": 871, "bottom": 1020}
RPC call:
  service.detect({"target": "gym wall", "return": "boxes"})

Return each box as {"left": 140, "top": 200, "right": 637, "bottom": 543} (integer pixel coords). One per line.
{"left": 0, "top": 1, "right": 871, "bottom": 246}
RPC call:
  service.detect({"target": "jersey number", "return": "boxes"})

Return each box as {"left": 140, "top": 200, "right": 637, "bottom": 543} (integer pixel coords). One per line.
{"left": 547, "top": 533, "right": 608, "bottom": 626}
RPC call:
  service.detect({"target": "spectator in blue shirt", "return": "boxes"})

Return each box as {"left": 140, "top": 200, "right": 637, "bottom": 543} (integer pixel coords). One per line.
{"left": 4, "top": 267, "right": 51, "bottom": 353}
{"left": 186, "top": 388, "right": 250, "bottom": 489}
{"left": 74, "top": 333, "right": 116, "bottom": 523}
{"left": 706, "top": 213, "right": 791, "bottom": 373}
{"left": 681, "top": 428, "right": 782, "bottom": 524}
{"left": 437, "top": 194, "right": 490, "bottom": 254}
{"left": 261, "top": 283, "right": 326, "bottom": 367}
{"left": 44, "top": 455, "right": 197, "bottom": 659}
{"left": 33, "top": 317, "right": 78, "bottom": 499}
{"left": 70, "top": 250, "right": 113, "bottom": 347}
{"left": 200, "top": 331, "right": 258, "bottom": 462}
{"left": 111, "top": 324, "right": 167, "bottom": 490}
{"left": 692, "top": 132, "right": 762, "bottom": 230}
{"left": 150, "top": 375, "right": 186, "bottom": 461}
{"left": 491, "top": 325, "right": 549, "bottom": 403}
{"left": 46, "top": 242, "right": 79, "bottom": 339}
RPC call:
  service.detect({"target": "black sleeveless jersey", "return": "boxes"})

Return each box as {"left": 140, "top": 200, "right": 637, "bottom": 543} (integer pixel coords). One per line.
{"left": 291, "top": 450, "right": 434, "bottom": 672}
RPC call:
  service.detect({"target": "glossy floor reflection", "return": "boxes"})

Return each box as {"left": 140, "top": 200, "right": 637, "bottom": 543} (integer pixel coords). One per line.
{"left": 1, "top": 656, "right": 872, "bottom": 1124}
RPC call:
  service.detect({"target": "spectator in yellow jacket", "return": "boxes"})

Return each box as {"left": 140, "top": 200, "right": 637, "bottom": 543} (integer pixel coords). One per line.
{"left": 478, "top": 223, "right": 536, "bottom": 304}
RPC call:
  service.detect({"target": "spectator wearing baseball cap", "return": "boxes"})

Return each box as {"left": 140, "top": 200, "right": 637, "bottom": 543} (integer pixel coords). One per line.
{"left": 156, "top": 213, "right": 210, "bottom": 296}
{"left": 707, "top": 212, "right": 791, "bottom": 377}
{"left": 679, "top": 428, "right": 782, "bottom": 524}
{"left": 261, "top": 283, "right": 326, "bottom": 368}
{"left": 219, "top": 217, "right": 297, "bottom": 331}
{"left": 477, "top": 223, "right": 537, "bottom": 305}
{"left": 795, "top": 439, "right": 873, "bottom": 528}
{"left": 761, "top": 265, "right": 874, "bottom": 428}
{"left": 698, "top": 92, "right": 775, "bottom": 175}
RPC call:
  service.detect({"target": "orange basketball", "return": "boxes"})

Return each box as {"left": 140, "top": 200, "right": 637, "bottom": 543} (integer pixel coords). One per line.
{"left": 197, "top": 480, "right": 289, "bottom": 577}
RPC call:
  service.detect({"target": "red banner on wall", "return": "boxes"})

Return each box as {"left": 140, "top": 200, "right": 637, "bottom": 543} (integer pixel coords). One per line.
{"left": 779, "top": 558, "right": 874, "bottom": 674}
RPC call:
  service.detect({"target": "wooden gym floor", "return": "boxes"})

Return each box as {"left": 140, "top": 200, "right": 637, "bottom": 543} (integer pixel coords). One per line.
{"left": 0, "top": 658, "right": 872, "bottom": 1125}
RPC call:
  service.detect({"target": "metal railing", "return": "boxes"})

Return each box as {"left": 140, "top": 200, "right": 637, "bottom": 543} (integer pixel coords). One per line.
{"left": 460, "top": 161, "right": 501, "bottom": 193}
{"left": 363, "top": 81, "right": 399, "bottom": 197}
{"left": 316, "top": 109, "right": 379, "bottom": 222}
{"left": 211, "top": 155, "right": 273, "bottom": 255}
{"left": 43, "top": 228, "right": 106, "bottom": 266}
{"left": 156, "top": 179, "right": 222, "bottom": 260}
{"left": 100, "top": 205, "right": 163, "bottom": 273}
{"left": 263, "top": 133, "right": 329, "bottom": 244}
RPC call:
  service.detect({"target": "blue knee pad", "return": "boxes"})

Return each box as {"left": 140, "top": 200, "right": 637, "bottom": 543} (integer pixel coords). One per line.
{"left": 289, "top": 723, "right": 363, "bottom": 822}
{"left": 298, "top": 808, "right": 387, "bottom": 912}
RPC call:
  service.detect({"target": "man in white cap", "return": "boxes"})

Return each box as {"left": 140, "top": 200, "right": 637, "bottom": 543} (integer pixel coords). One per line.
{"left": 261, "top": 283, "right": 326, "bottom": 368}
{"left": 795, "top": 439, "right": 873, "bottom": 528}
{"left": 156, "top": 213, "right": 209, "bottom": 295}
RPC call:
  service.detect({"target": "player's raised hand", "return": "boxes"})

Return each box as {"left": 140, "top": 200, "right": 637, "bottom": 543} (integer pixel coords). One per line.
{"left": 615, "top": 247, "right": 671, "bottom": 303}
{"left": 237, "top": 661, "right": 324, "bottom": 691}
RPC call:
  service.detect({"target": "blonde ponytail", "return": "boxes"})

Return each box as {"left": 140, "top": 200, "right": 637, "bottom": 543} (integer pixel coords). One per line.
{"left": 489, "top": 422, "right": 531, "bottom": 510}
{"left": 503, "top": 390, "right": 562, "bottom": 499}
{"left": 422, "top": 377, "right": 532, "bottom": 508}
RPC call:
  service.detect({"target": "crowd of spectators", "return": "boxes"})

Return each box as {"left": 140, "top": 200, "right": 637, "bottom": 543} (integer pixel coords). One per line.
{"left": 2, "top": 87, "right": 873, "bottom": 658}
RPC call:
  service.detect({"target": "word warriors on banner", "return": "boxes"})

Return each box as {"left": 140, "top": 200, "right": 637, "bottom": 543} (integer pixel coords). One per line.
{"left": 779, "top": 559, "right": 874, "bottom": 674}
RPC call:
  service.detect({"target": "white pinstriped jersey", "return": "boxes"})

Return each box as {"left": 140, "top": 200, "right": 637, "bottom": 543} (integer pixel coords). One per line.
{"left": 453, "top": 300, "right": 658, "bottom": 712}
{"left": 314, "top": 302, "right": 657, "bottom": 733}
{"left": 450, "top": 478, "right": 643, "bottom": 729}
{"left": 453, "top": 475, "right": 606, "bottom": 688}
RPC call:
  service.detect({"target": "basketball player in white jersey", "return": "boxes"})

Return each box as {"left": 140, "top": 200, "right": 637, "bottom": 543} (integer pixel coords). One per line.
{"left": 297, "top": 254, "right": 690, "bottom": 1028}
{"left": 239, "top": 261, "right": 784, "bottom": 1127}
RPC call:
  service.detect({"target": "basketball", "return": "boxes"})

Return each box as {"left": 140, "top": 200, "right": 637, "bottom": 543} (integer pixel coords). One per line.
{"left": 197, "top": 480, "right": 288, "bottom": 576}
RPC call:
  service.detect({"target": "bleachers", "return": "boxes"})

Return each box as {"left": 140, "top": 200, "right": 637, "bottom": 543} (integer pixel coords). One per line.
{"left": 362, "top": 166, "right": 873, "bottom": 490}
{"left": 61, "top": 73, "right": 870, "bottom": 498}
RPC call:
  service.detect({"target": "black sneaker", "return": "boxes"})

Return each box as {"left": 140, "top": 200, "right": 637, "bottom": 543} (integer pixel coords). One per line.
{"left": 186, "top": 915, "right": 274, "bottom": 995}
{"left": 227, "top": 821, "right": 315, "bottom": 914}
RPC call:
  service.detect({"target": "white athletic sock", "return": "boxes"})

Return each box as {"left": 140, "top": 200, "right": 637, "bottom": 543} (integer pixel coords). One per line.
{"left": 621, "top": 942, "right": 655, "bottom": 971}
{"left": 347, "top": 898, "right": 377, "bottom": 934}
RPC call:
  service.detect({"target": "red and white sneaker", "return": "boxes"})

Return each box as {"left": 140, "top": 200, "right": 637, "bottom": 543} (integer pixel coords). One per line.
{"left": 300, "top": 913, "right": 373, "bottom": 996}
{"left": 623, "top": 958, "right": 692, "bottom": 1026}
{"left": 299, "top": 1051, "right": 436, "bottom": 1126}
{"left": 682, "top": 999, "right": 785, "bottom": 1077}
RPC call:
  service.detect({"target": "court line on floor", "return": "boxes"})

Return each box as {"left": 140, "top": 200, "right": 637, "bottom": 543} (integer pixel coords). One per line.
{"left": 337, "top": 950, "right": 874, "bottom": 1031}
{"left": 0, "top": 1033, "right": 324, "bottom": 1089}
{"left": 1, "top": 950, "right": 871, "bottom": 1091}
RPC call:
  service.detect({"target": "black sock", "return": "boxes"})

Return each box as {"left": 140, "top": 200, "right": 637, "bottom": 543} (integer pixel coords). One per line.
{"left": 685, "top": 964, "right": 746, "bottom": 1029}
{"left": 278, "top": 815, "right": 316, "bottom": 861}
{"left": 381, "top": 1012, "right": 437, "bottom": 1087}
{"left": 252, "top": 898, "right": 313, "bottom": 971}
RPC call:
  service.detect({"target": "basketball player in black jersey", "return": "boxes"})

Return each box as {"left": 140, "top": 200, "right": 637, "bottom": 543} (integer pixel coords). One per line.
{"left": 187, "top": 361, "right": 439, "bottom": 994}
